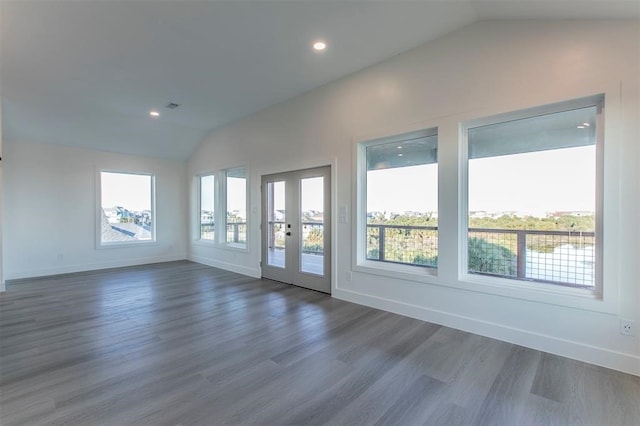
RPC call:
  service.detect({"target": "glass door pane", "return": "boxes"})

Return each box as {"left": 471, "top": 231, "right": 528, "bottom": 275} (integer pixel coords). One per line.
{"left": 267, "top": 181, "right": 286, "bottom": 268}
{"left": 300, "top": 177, "right": 324, "bottom": 275}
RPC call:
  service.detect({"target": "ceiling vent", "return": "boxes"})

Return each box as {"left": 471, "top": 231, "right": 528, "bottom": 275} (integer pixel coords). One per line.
{"left": 166, "top": 102, "right": 180, "bottom": 109}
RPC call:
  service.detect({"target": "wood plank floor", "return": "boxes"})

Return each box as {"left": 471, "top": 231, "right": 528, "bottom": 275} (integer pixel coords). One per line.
{"left": 1, "top": 261, "right": 638, "bottom": 426}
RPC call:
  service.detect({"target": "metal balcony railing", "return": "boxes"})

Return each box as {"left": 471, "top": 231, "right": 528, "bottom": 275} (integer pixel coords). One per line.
{"left": 199, "top": 222, "right": 248, "bottom": 243}
{"left": 218, "top": 220, "right": 596, "bottom": 288}
{"left": 468, "top": 227, "right": 595, "bottom": 287}
{"left": 366, "top": 224, "right": 438, "bottom": 267}
{"left": 365, "top": 224, "right": 595, "bottom": 288}
{"left": 266, "top": 221, "right": 324, "bottom": 255}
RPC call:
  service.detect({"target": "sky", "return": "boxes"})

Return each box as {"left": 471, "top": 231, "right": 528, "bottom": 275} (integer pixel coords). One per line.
{"left": 367, "top": 145, "right": 595, "bottom": 216}
{"left": 201, "top": 175, "right": 215, "bottom": 212}
{"left": 227, "top": 177, "right": 247, "bottom": 217}
{"left": 137, "top": 144, "right": 596, "bottom": 220}
{"left": 101, "top": 172, "right": 151, "bottom": 211}
{"left": 199, "top": 175, "right": 247, "bottom": 217}
{"left": 468, "top": 145, "right": 595, "bottom": 216}
{"left": 367, "top": 164, "right": 438, "bottom": 213}
{"left": 269, "top": 177, "right": 324, "bottom": 213}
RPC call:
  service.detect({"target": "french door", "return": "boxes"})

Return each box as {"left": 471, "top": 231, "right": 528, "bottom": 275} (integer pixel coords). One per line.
{"left": 261, "top": 166, "right": 331, "bottom": 294}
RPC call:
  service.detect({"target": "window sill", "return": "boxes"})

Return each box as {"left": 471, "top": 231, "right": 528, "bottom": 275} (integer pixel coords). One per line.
{"left": 97, "top": 240, "right": 157, "bottom": 250}
{"left": 455, "top": 272, "right": 613, "bottom": 314}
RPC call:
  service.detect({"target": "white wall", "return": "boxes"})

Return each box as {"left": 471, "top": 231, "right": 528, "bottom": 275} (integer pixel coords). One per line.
{"left": 188, "top": 20, "right": 640, "bottom": 375}
{"left": 0, "top": 0, "right": 5, "bottom": 291}
{"left": 4, "top": 141, "right": 188, "bottom": 279}
{"left": 0, "top": 79, "right": 4, "bottom": 292}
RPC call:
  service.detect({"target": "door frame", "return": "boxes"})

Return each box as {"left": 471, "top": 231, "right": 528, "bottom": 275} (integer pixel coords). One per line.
{"left": 261, "top": 166, "right": 331, "bottom": 294}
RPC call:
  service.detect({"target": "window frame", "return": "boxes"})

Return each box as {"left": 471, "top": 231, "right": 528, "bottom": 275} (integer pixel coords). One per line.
{"left": 354, "top": 127, "right": 439, "bottom": 283}
{"left": 197, "top": 173, "right": 217, "bottom": 244}
{"left": 97, "top": 169, "right": 156, "bottom": 248}
{"left": 222, "top": 166, "right": 249, "bottom": 251}
{"left": 459, "top": 94, "right": 605, "bottom": 298}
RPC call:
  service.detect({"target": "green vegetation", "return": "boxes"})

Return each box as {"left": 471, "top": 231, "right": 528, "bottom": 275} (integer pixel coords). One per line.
{"left": 367, "top": 212, "right": 594, "bottom": 232}
{"left": 366, "top": 212, "right": 594, "bottom": 272}
{"left": 469, "top": 214, "right": 594, "bottom": 232}
{"left": 366, "top": 224, "right": 438, "bottom": 267}
{"left": 303, "top": 227, "right": 324, "bottom": 254}
{"left": 367, "top": 212, "right": 437, "bottom": 227}
{"left": 468, "top": 237, "right": 516, "bottom": 275}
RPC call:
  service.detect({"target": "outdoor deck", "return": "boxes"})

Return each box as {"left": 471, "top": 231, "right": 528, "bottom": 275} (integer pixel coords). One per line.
{"left": 267, "top": 249, "right": 324, "bottom": 276}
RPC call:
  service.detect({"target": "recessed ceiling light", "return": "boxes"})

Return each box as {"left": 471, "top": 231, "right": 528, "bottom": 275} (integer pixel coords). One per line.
{"left": 397, "top": 146, "right": 403, "bottom": 149}
{"left": 313, "top": 41, "right": 327, "bottom": 51}
{"left": 150, "top": 111, "right": 160, "bottom": 117}
{"left": 398, "top": 153, "right": 403, "bottom": 157}
{"left": 582, "top": 122, "right": 590, "bottom": 127}
{"left": 577, "top": 125, "right": 585, "bottom": 129}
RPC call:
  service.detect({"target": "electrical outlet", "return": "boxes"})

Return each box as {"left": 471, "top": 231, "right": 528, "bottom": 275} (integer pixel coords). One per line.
{"left": 620, "top": 319, "right": 635, "bottom": 336}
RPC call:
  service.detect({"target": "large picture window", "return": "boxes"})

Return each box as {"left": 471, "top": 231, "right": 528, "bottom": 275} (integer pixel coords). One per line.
{"left": 464, "top": 96, "right": 602, "bottom": 289}
{"left": 100, "top": 171, "right": 155, "bottom": 245}
{"left": 225, "top": 167, "right": 247, "bottom": 247}
{"left": 199, "top": 175, "right": 215, "bottom": 241}
{"left": 360, "top": 128, "right": 438, "bottom": 269}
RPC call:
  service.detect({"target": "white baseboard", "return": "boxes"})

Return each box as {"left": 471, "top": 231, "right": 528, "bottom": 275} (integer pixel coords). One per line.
{"left": 188, "top": 254, "right": 261, "bottom": 278}
{"left": 6, "top": 254, "right": 187, "bottom": 281}
{"left": 333, "top": 287, "right": 640, "bottom": 377}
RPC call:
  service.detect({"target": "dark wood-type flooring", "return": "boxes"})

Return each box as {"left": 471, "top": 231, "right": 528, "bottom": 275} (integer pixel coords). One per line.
{"left": 1, "top": 261, "right": 638, "bottom": 425}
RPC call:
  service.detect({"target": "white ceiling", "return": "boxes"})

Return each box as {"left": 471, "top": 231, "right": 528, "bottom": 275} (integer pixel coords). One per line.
{"left": 2, "top": 1, "right": 638, "bottom": 160}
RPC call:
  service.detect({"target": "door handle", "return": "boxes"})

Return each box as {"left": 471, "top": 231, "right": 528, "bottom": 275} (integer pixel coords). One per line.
{"left": 286, "top": 232, "right": 291, "bottom": 236}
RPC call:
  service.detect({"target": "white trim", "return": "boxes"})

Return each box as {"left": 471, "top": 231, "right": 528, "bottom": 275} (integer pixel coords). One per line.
{"left": 458, "top": 94, "right": 612, "bottom": 312}
{"left": 189, "top": 254, "right": 260, "bottom": 278}
{"left": 96, "top": 169, "right": 157, "bottom": 249}
{"left": 222, "top": 165, "right": 249, "bottom": 252}
{"left": 196, "top": 172, "right": 217, "bottom": 244}
{"left": 333, "top": 287, "right": 640, "bottom": 377}
{"left": 330, "top": 156, "right": 339, "bottom": 295}
{"left": 352, "top": 126, "right": 440, "bottom": 283}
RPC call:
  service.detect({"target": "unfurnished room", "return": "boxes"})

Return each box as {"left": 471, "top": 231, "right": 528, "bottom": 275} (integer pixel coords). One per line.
{"left": 0, "top": 1, "right": 639, "bottom": 425}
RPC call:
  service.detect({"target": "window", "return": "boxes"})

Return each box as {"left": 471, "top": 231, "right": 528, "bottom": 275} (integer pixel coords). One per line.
{"left": 359, "top": 128, "right": 438, "bottom": 269}
{"left": 464, "top": 96, "right": 602, "bottom": 290}
{"left": 225, "top": 167, "right": 247, "bottom": 246}
{"left": 99, "top": 171, "right": 155, "bottom": 245}
{"left": 199, "top": 175, "right": 215, "bottom": 241}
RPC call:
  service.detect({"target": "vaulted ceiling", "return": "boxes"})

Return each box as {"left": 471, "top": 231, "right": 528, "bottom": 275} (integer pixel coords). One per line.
{"left": 2, "top": 1, "right": 638, "bottom": 160}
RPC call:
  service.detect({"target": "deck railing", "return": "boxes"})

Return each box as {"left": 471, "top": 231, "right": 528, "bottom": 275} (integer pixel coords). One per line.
{"left": 366, "top": 224, "right": 438, "bottom": 267}
{"left": 365, "top": 224, "right": 595, "bottom": 287}
{"left": 199, "top": 222, "right": 249, "bottom": 243}
{"left": 266, "top": 221, "right": 324, "bottom": 254}
{"left": 467, "top": 227, "right": 595, "bottom": 287}
{"left": 237, "top": 221, "right": 596, "bottom": 287}
{"left": 226, "top": 222, "right": 247, "bottom": 244}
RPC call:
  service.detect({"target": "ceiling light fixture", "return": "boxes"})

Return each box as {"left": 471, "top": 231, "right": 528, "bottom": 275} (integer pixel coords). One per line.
{"left": 397, "top": 146, "right": 403, "bottom": 149}
{"left": 313, "top": 41, "right": 327, "bottom": 51}
{"left": 150, "top": 111, "right": 160, "bottom": 117}
{"left": 582, "top": 122, "right": 590, "bottom": 127}
{"left": 577, "top": 125, "right": 585, "bottom": 129}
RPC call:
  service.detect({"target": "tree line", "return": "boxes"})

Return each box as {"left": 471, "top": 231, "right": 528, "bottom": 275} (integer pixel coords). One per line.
{"left": 368, "top": 212, "right": 594, "bottom": 232}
